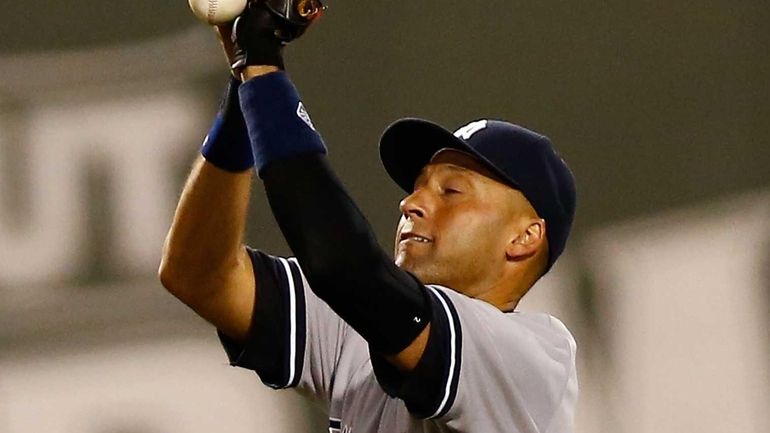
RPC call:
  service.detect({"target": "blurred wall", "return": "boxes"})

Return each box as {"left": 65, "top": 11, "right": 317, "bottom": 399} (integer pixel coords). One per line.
{"left": 581, "top": 191, "right": 770, "bottom": 433}
{"left": 1, "top": 1, "right": 768, "bottom": 432}
{"left": 0, "top": 30, "right": 324, "bottom": 433}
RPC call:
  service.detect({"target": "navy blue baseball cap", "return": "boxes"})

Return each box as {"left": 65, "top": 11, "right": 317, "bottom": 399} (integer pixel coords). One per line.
{"left": 379, "top": 118, "right": 576, "bottom": 271}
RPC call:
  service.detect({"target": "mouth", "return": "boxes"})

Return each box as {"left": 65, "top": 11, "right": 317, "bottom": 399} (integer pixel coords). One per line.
{"left": 399, "top": 232, "right": 432, "bottom": 244}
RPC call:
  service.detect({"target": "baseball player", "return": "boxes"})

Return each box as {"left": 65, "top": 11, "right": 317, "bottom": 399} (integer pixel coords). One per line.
{"left": 160, "top": 1, "right": 578, "bottom": 432}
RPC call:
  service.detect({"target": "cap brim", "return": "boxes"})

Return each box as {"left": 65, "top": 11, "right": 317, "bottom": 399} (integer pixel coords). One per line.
{"left": 380, "top": 118, "right": 478, "bottom": 192}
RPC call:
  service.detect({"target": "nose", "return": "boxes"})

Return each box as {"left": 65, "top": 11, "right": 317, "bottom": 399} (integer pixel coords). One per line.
{"left": 399, "top": 189, "right": 428, "bottom": 220}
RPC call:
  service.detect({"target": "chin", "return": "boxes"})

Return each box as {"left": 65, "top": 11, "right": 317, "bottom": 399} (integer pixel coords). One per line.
{"left": 396, "top": 252, "right": 456, "bottom": 285}
{"left": 397, "top": 261, "right": 445, "bottom": 286}
{"left": 396, "top": 257, "right": 423, "bottom": 279}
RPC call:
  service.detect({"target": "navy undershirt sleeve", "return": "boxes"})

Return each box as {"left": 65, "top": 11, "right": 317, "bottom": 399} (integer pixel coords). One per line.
{"left": 260, "top": 154, "right": 431, "bottom": 355}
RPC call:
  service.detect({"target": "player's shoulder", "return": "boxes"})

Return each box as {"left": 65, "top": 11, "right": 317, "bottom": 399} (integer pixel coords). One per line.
{"left": 508, "top": 311, "right": 577, "bottom": 355}
{"left": 427, "top": 284, "right": 576, "bottom": 351}
{"left": 510, "top": 310, "right": 574, "bottom": 339}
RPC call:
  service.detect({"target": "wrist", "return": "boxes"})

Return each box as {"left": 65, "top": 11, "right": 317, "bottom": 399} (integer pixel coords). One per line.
{"left": 201, "top": 77, "right": 255, "bottom": 172}
{"left": 240, "top": 65, "right": 282, "bottom": 81}
{"left": 238, "top": 72, "right": 327, "bottom": 174}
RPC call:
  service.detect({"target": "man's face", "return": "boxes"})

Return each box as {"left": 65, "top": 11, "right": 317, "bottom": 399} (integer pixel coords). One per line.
{"left": 393, "top": 149, "right": 535, "bottom": 295}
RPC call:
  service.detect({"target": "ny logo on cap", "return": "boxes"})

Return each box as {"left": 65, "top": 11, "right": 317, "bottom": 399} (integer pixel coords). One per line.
{"left": 454, "top": 120, "right": 488, "bottom": 140}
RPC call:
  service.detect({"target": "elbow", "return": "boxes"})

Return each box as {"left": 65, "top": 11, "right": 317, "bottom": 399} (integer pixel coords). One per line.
{"left": 158, "top": 239, "right": 198, "bottom": 301}
{"left": 158, "top": 240, "right": 242, "bottom": 306}
{"left": 158, "top": 254, "right": 210, "bottom": 307}
{"left": 158, "top": 252, "right": 186, "bottom": 298}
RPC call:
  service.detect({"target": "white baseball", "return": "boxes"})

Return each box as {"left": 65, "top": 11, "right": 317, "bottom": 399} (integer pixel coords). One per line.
{"left": 188, "top": 0, "right": 248, "bottom": 25}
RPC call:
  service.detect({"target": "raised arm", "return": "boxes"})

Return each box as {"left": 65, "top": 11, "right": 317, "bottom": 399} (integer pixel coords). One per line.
{"left": 222, "top": 62, "right": 432, "bottom": 370}
{"left": 159, "top": 155, "right": 256, "bottom": 341}
{"left": 163, "top": 0, "right": 432, "bottom": 371}
{"left": 158, "top": 25, "right": 282, "bottom": 341}
{"left": 158, "top": 16, "right": 289, "bottom": 342}
{"left": 202, "top": 0, "right": 435, "bottom": 370}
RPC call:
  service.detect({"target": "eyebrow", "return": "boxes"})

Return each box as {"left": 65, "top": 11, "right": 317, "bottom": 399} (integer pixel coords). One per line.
{"left": 441, "top": 164, "right": 471, "bottom": 173}
{"left": 423, "top": 163, "right": 473, "bottom": 176}
{"left": 414, "top": 164, "right": 473, "bottom": 187}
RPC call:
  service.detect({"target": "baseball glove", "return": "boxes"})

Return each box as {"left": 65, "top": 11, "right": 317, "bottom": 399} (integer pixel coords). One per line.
{"left": 231, "top": 0, "right": 325, "bottom": 70}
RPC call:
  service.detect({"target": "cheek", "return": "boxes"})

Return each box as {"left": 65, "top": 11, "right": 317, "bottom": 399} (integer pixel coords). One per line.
{"left": 439, "top": 208, "right": 503, "bottom": 256}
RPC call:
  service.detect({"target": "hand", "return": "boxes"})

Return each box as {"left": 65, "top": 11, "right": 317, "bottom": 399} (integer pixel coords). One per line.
{"left": 230, "top": 0, "right": 325, "bottom": 72}
{"left": 214, "top": 25, "right": 239, "bottom": 77}
{"left": 214, "top": 18, "right": 279, "bottom": 80}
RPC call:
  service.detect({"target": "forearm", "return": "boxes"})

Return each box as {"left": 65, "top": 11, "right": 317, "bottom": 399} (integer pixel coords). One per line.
{"left": 228, "top": 4, "right": 429, "bottom": 359}
{"left": 262, "top": 156, "right": 431, "bottom": 369}
{"left": 263, "top": 155, "right": 387, "bottom": 278}
{"left": 161, "top": 71, "right": 259, "bottom": 294}
{"left": 158, "top": 66, "right": 274, "bottom": 288}
{"left": 160, "top": 157, "right": 253, "bottom": 294}
{"left": 159, "top": 9, "right": 319, "bottom": 341}
{"left": 261, "top": 154, "right": 430, "bottom": 358}
{"left": 233, "top": 65, "right": 430, "bottom": 356}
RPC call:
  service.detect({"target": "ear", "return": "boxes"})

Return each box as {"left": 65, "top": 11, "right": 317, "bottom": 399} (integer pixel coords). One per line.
{"left": 505, "top": 219, "right": 546, "bottom": 262}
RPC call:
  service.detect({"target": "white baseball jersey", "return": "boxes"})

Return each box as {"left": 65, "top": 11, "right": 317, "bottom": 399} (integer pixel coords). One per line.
{"left": 219, "top": 249, "right": 578, "bottom": 433}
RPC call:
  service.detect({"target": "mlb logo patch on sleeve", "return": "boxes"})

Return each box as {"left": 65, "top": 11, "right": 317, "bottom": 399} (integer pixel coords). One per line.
{"left": 297, "top": 101, "right": 316, "bottom": 131}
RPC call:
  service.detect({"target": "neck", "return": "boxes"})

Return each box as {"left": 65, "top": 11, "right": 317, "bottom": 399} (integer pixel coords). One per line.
{"left": 470, "top": 266, "right": 538, "bottom": 312}
{"left": 475, "top": 284, "right": 525, "bottom": 312}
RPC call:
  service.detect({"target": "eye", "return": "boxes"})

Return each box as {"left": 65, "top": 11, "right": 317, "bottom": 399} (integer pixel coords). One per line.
{"left": 442, "top": 185, "right": 463, "bottom": 195}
